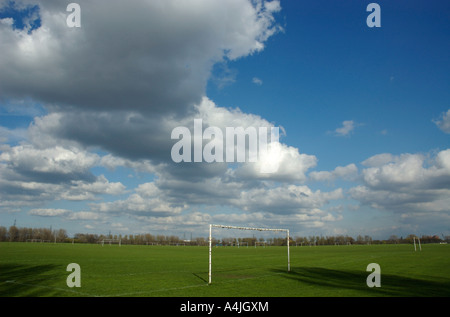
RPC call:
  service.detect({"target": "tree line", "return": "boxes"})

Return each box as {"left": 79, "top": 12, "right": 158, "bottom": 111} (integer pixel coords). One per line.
{"left": 0, "top": 225, "right": 448, "bottom": 245}
{"left": 0, "top": 225, "right": 208, "bottom": 245}
{"left": 291, "top": 234, "right": 447, "bottom": 246}
{"left": 0, "top": 226, "right": 68, "bottom": 243}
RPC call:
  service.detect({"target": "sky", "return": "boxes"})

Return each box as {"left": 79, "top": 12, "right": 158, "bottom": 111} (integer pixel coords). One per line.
{"left": 0, "top": 0, "right": 449, "bottom": 240}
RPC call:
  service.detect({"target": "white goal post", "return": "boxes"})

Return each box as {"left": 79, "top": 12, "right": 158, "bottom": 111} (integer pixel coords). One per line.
{"left": 100, "top": 239, "right": 121, "bottom": 246}
{"left": 208, "top": 224, "right": 290, "bottom": 284}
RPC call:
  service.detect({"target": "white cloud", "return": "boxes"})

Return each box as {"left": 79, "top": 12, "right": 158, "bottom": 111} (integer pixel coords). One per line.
{"left": 361, "top": 153, "right": 425, "bottom": 189}
{"left": 433, "top": 109, "right": 450, "bottom": 134}
{"left": 0, "top": 126, "right": 28, "bottom": 145}
{"left": 309, "top": 163, "right": 358, "bottom": 182}
{"left": 237, "top": 185, "right": 344, "bottom": 214}
{"left": 0, "top": 1, "right": 346, "bottom": 234}
{"left": 29, "top": 208, "right": 102, "bottom": 221}
{"left": 110, "top": 223, "right": 129, "bottom": 232}
{"left": 131, "top": 208, "right": 342, "bottom": 237}
{"left": 361, "top": 153, "right": 395, "bottom": 167}
{"left": 234, "top": 143, "right": 317, "bottom": 182}
{"left": 264, "top": 0, "right": 282, "bottom": 13}
{"left": 0, "top": 145, "right": 99, "bottom": 178}
{"left": 0, "top": 0, "right": 282, "bottom": 116}
{"left": 29, "top": 208, "right": 71, "bottom": 217}
{"left": 92, "top": 182, "right": 187, "bottom": 217}
{"left": 99, "top": 155, "right": 157, "bottom": 174}
{"left": 350, "top": 149, "right": 450, "bottom": 214}
{"left": 68, "top": 211, "right": 101, "bottom": 221}
{"left": 0, "top": 144, "right": 126, "bottom": 206}
{"left": 252, "top": 77, "right": 263, "bottom": 85}
{"left": 61, "top": 175, "right": 126, "bottom": 201}
{"left": 334, "top": 120, "right": 356, "bottom": 136}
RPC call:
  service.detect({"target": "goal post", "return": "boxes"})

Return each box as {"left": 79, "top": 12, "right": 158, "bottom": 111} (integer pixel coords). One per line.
{"left": 100, "top": 238, "right": 121, "bottom": 246}
{"left": 208, "top": 224, "right": 290, "bottom": 284}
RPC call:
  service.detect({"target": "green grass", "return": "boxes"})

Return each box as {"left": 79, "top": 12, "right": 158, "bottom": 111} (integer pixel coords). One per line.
{"left": 1, "top": 242, "right": 449, "bottom": 297}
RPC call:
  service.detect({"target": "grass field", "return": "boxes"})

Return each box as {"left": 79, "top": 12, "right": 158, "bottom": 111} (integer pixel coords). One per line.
{"left": 1, "top": 242, "right": 449, "bottom": 297}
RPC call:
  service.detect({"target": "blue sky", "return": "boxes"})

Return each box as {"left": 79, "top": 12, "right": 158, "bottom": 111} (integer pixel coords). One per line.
{"left": 208, "top": 0, "right": 449, "bottom": 165}
{"left": 0, "top": 0, "right": 449, "bottom": 240}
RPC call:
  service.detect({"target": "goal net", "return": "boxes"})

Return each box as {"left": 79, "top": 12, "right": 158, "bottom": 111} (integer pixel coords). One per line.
{"left": 99, "top": 239, "right": 121, "bottom": 246}
{"left": 208, "top": 224, "right": 290, "bottom": 284}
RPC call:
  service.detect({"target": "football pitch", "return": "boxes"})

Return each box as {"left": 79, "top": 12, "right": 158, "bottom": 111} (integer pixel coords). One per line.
{"left": 1, "top": 242, "right": 449, "bottom": 297}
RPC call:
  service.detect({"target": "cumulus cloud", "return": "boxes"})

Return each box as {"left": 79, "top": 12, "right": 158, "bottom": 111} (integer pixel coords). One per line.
{"left": 29, "top": 208, "right": 102, "bottom": 221}
{"left": 350, "top": 149, "right": 450, "bottom": 213}
{"left": 1, "top": 0, "right": 284, "bottom": 167}
{"left": 0, "top": 145, "right": 99, "bottom": 183}
{"left": 92, "top": 182, "right": 188, "bottom": 217}
{"left": 0, "top": 0, "right": 282, "bottom": 116}
{"left": 236, "top": 185, "right": 343, "bottom": 214}
{"left": 235, "top": 144, "right": 317, "bottom": 182}
{"left": 309, "top": 163, "right": 358, "bottom": 182}
{"left": 29, "top": 208, "right": 71, "bottom": 217}
{"left": 0, "top": 144, "right": 126, "bottom": 207}
{"left": 361, "top": 153, "right": 394, "bottom": 168}
{"left": 0, "top": 0, "right": 348, "bottom": 233}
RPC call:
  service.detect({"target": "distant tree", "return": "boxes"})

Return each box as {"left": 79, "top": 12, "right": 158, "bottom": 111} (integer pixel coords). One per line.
{"left": 8, "top": 226, "right": 19, "bottom": 242}
{"left": 388, "top": 235, "right": 399, "bottom": 244}
{"left": 356, "top": 235, "right": 364, "bottom": 244}
{"left": 0, "top": 226, "right": 7, "bottom": 241}
{"left": 56, "top": 229, "right": 68, "bottom": 242}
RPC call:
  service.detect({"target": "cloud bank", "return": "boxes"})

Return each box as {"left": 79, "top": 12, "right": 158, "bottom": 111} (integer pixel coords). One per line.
{"left": 0, "top": 0, "right": 449, "bottom": 238}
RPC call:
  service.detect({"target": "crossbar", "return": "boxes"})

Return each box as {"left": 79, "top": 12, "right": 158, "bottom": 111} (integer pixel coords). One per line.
{"left": 208, "top": 224, "right": 290, "bottom": 284}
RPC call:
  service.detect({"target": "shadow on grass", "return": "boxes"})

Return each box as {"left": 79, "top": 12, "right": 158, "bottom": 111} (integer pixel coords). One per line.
{"left": 274, "top": 267, "right": 450, "bottom": 297}
{"left": 192, "top": 272, "right": 208, "bottom": 283}
{"left": 0, "top": 263, "right": 61, "bottom": 297}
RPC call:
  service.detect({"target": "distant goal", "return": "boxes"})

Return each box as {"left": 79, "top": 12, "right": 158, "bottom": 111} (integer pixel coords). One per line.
{"left": 99, "top": 239, "right": 122, "bottom": 246}
{"left": 208, "top": 224, "right": 290, "bottom": 284}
